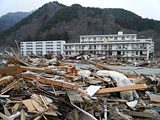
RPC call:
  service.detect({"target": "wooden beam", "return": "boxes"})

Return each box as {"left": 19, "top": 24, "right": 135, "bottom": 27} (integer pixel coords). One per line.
{"left": 1, "top": 79, "right": 17, "bottom": 95}
{"left": 149, "top": 94, "right": 160, "bottom": 102}
{"left": 0, "top": 65, "right": 22, "bottom": 76}
{"left": 87, "top": 60, "right": 130, "bottom": 76}
{"left": 19, "top": 74, "right": 87, "bottom": 94}
{"left": 20, "top": 66, "right": 57, "bottom": 74}
{"left": 21, "top": 108, "right": 26, "bottom": 120}
{"left": 96, "top": 84, "right": 147, "bottom": 94}
{"left": 0, "top": 76, "right": 13, "bottom": 86}
{"left": 22, "top": 99, "right": 36, "bottom": 112}
{"left": 0, "top": 112, "right": 11, "bottom": 120}
{"left": 125, "top": 111, "right": 160, "bottom": 118}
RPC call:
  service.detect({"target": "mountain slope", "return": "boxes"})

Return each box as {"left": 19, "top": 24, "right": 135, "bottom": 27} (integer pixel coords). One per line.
{"left": 0, "top": 11, "right": 32, "bottom": 32}
{"left": 0, "top": 2, "right": 160, "bottom": 53}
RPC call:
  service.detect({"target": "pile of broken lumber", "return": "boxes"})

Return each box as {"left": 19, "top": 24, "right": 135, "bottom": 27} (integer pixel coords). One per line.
{"left": 0, "top": 51, "right": 160, "bottom": 120}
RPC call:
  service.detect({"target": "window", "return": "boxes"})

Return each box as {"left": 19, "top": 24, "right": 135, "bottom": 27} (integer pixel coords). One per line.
{"left": 136, "top": 51, "right": 138, "bottom": 55}
{"left": 114, "top": 37, "right": 117, "bottom": 40}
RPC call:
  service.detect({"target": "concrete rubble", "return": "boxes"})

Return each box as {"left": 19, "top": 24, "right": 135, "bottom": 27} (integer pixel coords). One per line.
{"left": 0, "top": 49, "right": 160, "bottom": 120}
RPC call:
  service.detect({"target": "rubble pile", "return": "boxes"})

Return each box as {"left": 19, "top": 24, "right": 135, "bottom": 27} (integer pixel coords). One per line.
{"left": 0, "top": 49, "right": 160, "bottom": 120}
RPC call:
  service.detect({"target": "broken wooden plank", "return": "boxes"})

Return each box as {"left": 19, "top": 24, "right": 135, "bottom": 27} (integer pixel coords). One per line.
{"left": 3, "top": 105, "right": 11, "bottom": 116}
{"left": 125, "top": 111, "right": 160, "bottom": 118}
{"left": 19, "top": 74, "right": 87, "bottom": 95}
{"left": 67, "top": 91, "right": 84, "bottom": 103}
{"left": 0, "top": 76, "right": 13, "bottom": 86}
{"left": 0, "top": 65, "right": 22, "bottom": 76}
{"left": 74, "top": 109, "right": 79, "bottom": 120}
{"left": 21, "top": 108, "right": 26, "bottom": 120}
{"left": 0, "top": 112, "right": 11, "bottom": 120}
{"left": 96, "top": 84, "right": 147, "bottom": 94}
{"left": 12, "top": 103, "right": 20, "bottom": 113}
{"left": 33, "top": 116, "right": 42, "bottom": 120}
{"left": 87, "top": 60, "right": 130, "bottom": 76}
{"left": 22, "top": 99, "right": 36, "bottom": 112}
{"left": 0, "top": 49, "right": 17, "bottom": 64}
{"left": 10, "top": 47, "right": 32, "bottom": 67}
{"left": 29, "top": 106, "right": 55, "bottom": 120}
{"left": 1, "top": 79, "right": 17, "bottom": 95}
{"left": 149, "top": 94, "right": 160, "bottom": 102}
{"left": 20, "top": 66, "right": 57, "bottom": 74}
{"left": 31, "top": 99, "right": 44, "bottom": 112}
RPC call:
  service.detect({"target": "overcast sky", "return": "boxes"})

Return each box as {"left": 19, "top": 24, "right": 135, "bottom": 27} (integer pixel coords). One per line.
{"left": 0, "top": 0, "right": 160, "bottom": 20}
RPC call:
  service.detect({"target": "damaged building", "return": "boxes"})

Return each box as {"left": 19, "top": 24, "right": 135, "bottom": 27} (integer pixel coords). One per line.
{"left": 64, "top": 31, "right": 154, "bottom": 61}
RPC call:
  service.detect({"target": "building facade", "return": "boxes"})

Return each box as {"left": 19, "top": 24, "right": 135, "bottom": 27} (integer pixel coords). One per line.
{"left": 64, "top": 32, "right": 154, "bottom": 61}
{"left": 21, "top": 40, "right": 65, "bottom": 56}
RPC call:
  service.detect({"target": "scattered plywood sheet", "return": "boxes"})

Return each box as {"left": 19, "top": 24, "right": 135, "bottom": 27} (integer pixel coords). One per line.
{"left": 22, "top": 99, "right": 36, "bottom": 112}
{"left": 96, "top": 84, "right": 147, "bottom": 94}
{"left": 85, "top": 85, "right": 101, "bottom": 97}
{"left": 67, "top": 91, "right": 84, "bottom": 103}
{"left": 149, "top": 94, "right": 160, "bottom": 102}
{"left": 0, "top": 65, "right": 22, "bottom": 76}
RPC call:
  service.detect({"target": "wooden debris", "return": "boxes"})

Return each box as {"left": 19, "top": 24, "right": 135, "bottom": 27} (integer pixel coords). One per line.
{"left": 0, "top": 65, "right": 22, "bottom": 76}
{"left": 96, "top": 84, "right": 147, "bottom": 94}
{"left": 19, "top": 74, "right": 87, "bottom": 94}
{"left": 22, "top": 99, "right": 36, "bottom": 112}
{"left": 125, "top": 111, "right": 160, "bottom": 118}
{"left": 3, "top": 105, "right": 11, "bottom": 116}
{"left": 74, "top": 109, "right": 79, "bottom": 120}
{"left": 87, "top": 60, "right": 130, "bottom": 76}
{"left": 21, "top": 108, "right": 26, "bottom": 120}
{"left": 12, "top": 103, "right": 20, "bottom": 113}
{"left": 1, "top": 79, "right": 17, "bottom": 95}
{"left": 0, "top": 112, "right": 11, "bottom": 120}
{"left": 0, "top": 76, "right": 13, "bottom": 86}
{"left": 21, "top": 66, "right": 57, "bottom": 74}
{"left": 67, "top": 91, "right": 84, "bottom": 103}
{"left": 149, "top": 94, "right": 160, "bottom": 102}
{"left": 32, "top": 99, "right": 44, "bottom": 112}
{"left": 0, "top": 49, "right": 160, "bottom": 120}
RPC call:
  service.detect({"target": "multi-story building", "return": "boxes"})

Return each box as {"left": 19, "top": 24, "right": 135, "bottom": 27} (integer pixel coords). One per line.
{"left": 21, "top": 40, "right": 65, "bottom": 56}
{"left": 64, "top": 31, "right": 154, "bottom": 61}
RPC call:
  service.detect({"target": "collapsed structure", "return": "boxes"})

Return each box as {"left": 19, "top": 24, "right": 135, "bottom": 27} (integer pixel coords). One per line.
{"left": 0, "top": 47, "right": 160, "bottom": 120}
{"left": 64, "top": 31, "right": 154, "bottom": 61}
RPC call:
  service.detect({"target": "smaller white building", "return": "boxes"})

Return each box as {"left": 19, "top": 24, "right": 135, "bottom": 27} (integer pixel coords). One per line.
{"left": 20, "top": 40, "right": 65, "bottom": 56}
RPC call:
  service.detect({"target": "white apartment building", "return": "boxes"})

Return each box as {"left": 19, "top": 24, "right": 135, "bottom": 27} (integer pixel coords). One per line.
{"left": 64, "top": 32, "right": 154, "bottom": 61}
{"left": 21, "top": 40, "right": 65, "bottom": 56}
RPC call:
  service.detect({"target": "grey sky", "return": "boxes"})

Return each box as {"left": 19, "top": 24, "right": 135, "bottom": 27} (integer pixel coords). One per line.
{"left": 0, "top": 0, "right": 160, "bottom": 20}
